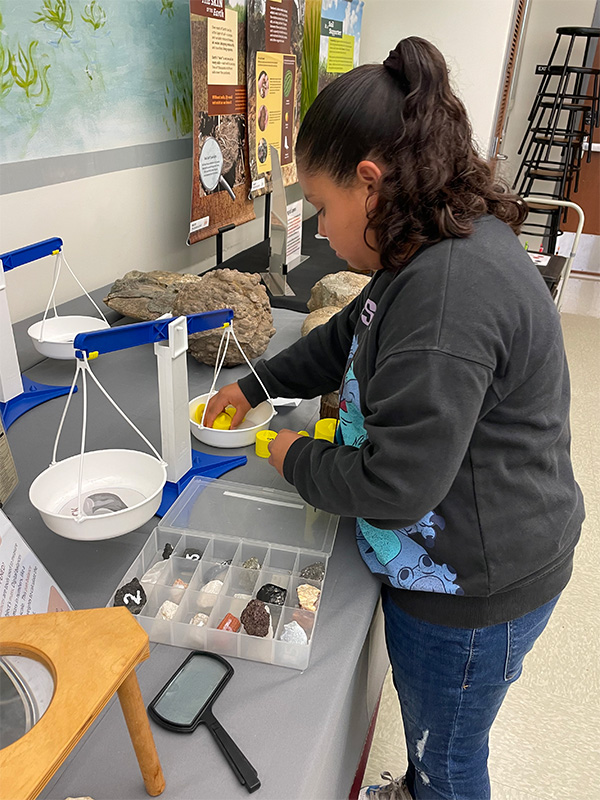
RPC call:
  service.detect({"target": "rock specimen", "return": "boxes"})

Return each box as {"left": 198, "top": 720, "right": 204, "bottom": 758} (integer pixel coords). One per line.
{"left": 83, "top": 492, "right": 127, "bottom": 516}
{"left": 280, "top": 620, "right": 308, "bottom": 645}
{"left": 240, "top": 599, "right": 271, "bottom": 637}
{"left": 299, "top": 562, "right": 325, "bottom": 581}
{"left": 240, "top": 556, "right": 261, "bottom": 591}
{"left": 297, "top": 583, "right": 321, "bottom": 612}
{"left": 217, "top": 613, "right": 241, "bottom": 632}
{"left": 301, "top": 306, "right": 340, "bottom": 337}
{"left": 200, "top": 579, "right": 223, "bottom": 595}
{"left": 162, "top": 543, "right": 174, "bottom": 559}
{"left": 307, "top": 271, "right": 371, "bottom": 313}
{"left": 141, "top": 561, "right": 168, "bottom": 585}
{"left": 292, "top": 608, "right": 315, "bottom": 635}
{"left": 104, "top": 270, "right": 202, "bottom": 321}
{"left": 183, "top": 547, "right": 203, "bottom": 561}
{"left": 173, "top": 578, "right": 188, "bottom": 589}
{"left": 190, "top": 612, "right": 210, "bottom": 627}
{"left": 172, "top": 269, "right": 276, "bottom": 366}
{"left": 156, "top": 600, "right": 179, "bottom": 620}
{"left": 114, "top": 578, "right": 146, "bottom": 615}
{"left": 256, "top": 582, "right": 287, "bottom": 606}
{"left": 205, "top": 560, "right": 231, "bottom": 582}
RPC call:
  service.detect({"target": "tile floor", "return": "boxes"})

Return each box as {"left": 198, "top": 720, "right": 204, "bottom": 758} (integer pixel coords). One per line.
{"left": 362, "top": 281, "right": 600, "bottom": 799}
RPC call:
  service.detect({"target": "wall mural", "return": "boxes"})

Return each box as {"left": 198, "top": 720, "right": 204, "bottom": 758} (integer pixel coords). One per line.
{"left": 0, "top": 0, "right": 193, "bottom": 164}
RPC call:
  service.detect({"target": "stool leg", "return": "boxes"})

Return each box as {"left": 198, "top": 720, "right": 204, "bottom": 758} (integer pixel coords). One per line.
{"left": 117, "top": 670, "right": 166, "bottom": 797}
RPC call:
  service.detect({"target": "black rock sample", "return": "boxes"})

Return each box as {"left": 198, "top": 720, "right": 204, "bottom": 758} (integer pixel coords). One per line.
{"left": 205, "top": 560, "right": 231, "bottom": 581}
{"left": 256, "top": 582, "right": 287, "bottom": 606}
{"left": 183, "top": 547, "right": 203, "bottom": 561}
{"left": 240, "top": 599, "right": 270, "bottom": 637}
{"left": 113, "top": 577, "right": 147, "bottom": 615}
{"left": 162, "top": 543, "right": 174, "bottom": 559}
{"left": 299, "top": 561, "right": 325, "bottom": 581}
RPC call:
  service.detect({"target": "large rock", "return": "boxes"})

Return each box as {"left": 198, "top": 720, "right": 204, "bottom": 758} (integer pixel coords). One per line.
{"left": 104, "top": 270, "right": 201, "bottom": 321}
{"left": 172, "top": 269, "right": 275, "bottom": 366}
{"left": 307, "top": 271, "right": 371, "bottom": 312}
{"left": 301, "top": 306, "right": 340, "bottom": 337}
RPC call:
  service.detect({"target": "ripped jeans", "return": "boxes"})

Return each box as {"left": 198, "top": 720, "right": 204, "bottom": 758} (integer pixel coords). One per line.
{"left": 381, "top": 589, "right": 560, "bottom": 799}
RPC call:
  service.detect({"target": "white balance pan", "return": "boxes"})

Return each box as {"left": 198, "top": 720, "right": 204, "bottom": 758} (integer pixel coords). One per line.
{"left": 29, "top": 449, "right": 167, "bottom": 541}
{"left": 189, "top": 392, "right": 275, "bottom": 448}
{"left": 28, "top": 316, "right": 110, "bottom": 360}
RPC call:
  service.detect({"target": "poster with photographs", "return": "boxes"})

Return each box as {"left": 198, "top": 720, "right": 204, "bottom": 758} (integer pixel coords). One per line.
{"left": 301, "top": 0, "right": 364, "bottom": 120}
{"left": 189, "top": 0, "right": 256, "bottom": 244}
{"left": 247, "top": 0, "right": 305, "bottom": 198}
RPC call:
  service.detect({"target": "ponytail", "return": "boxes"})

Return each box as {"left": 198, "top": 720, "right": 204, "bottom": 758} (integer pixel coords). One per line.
{"left": 296, "top": 37, "right": 526, "bottom": 272}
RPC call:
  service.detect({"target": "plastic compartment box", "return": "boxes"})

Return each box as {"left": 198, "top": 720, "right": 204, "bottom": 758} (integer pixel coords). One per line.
{"left": 109, "top": 477, "right": 339, "bottom": 670}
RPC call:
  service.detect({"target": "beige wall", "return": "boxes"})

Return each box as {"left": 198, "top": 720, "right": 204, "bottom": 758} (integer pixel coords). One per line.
{"left": 359, "top": 0, "right": 515, "bottom": 155}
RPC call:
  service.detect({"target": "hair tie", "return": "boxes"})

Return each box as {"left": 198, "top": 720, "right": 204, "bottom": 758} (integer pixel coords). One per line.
{"left": 383, "top": 48, "right": 410, "bottom": 94}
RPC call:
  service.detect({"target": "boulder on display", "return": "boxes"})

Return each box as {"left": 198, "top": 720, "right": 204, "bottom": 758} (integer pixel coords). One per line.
{"left": 104, "top": 270, "right": 201, "bottom": 321}
{"left": 173, "top": 269, "right": 276, "bottom": 367}
{"left": 306, "top": 271, "right": 371, "bottom": 313}
{"left": 301, "top": 305, "right": 340, "bottom": 337}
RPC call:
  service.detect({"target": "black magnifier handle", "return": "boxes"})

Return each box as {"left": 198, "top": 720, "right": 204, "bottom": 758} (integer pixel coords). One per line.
{"left": 204, "top": 709, "right": 261, "bottom": 793}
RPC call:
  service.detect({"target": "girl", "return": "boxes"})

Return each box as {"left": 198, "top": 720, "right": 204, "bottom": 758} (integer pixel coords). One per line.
{"left": 206, "top": 37, "right": 584, "bottom": 800}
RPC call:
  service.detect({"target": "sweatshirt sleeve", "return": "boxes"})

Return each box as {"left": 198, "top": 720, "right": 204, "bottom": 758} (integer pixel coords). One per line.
{"left": 282, "top": 349, "right": 494, "bottom": 528}
{"left": 238, "top": 289, "right": 367, "bottom": 406}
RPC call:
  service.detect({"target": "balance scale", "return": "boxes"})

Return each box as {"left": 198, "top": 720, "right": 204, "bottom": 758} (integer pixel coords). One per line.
{"left": 0, "top": 237, "right": 110, "bottom": 429}
{"left": 27, "top": 309, "right": 252, "bottom": 540}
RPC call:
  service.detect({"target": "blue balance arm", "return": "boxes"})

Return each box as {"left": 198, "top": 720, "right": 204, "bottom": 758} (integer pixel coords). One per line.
{"left": 0, "top": 238, "right": 63, "bottom": 271}
{"left": 73, "top": 309, "right": 234, "bottom": 358}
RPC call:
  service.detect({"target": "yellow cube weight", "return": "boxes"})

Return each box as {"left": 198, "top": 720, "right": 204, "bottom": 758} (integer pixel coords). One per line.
{"left": 224, "top": 405, "right": 236, "bottom": 418}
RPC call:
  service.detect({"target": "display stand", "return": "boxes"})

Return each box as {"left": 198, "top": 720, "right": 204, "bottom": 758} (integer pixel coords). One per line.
{"left": 71, "top": 311, "right": 247, "bottom": 519}
{"left": 261, "top": 147, "right": 296, "bottom": 297}
{"left": 0, "top": 239, "right": 74, "bottom": 429}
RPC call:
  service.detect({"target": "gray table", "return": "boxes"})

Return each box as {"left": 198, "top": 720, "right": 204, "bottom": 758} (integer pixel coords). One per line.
{"left": 5, "top": 307, "right": 388, "bottom": 800}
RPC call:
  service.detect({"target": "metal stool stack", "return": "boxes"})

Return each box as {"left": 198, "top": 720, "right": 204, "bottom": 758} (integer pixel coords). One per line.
{"left": 514, "top": 26, "right": 600, "bottom": 253}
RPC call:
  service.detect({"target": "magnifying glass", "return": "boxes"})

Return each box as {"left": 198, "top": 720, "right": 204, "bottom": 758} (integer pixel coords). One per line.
{"left": 148, "top": 651, "right": 260, "bottom": 793}
{"left": 199, "top": 136, "right": 236, "bottom": 201}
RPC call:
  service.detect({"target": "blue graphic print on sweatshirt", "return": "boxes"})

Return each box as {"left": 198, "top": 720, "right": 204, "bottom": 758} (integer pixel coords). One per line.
{"left": 339, "top": 335, "right": 464, "bottom": 595}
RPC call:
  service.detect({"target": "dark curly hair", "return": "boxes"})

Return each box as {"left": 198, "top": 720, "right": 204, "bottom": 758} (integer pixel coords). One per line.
{"left": 296, "top": 37, "right": 527, "bottom": 272}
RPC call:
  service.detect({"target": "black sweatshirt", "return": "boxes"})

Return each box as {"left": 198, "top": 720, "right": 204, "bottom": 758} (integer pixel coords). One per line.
{"left": 239, "top": 215, "right": 584, "bottom": 628}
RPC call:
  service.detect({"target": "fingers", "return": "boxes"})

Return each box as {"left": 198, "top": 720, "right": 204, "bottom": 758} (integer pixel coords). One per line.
{"left": 204, "top": 391, "right": 227, "bottom": 428}
{"left": 230, "top": 406, "right": 248, "bottom": 430}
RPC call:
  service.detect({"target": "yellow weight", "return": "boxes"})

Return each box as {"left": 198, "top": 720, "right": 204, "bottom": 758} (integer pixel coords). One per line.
{"left": 298, "top": 430, "right": 310, "bottom": 437}
{"left": 194, "top": 403, "right": 206, "bottom": 424}
{"left": 255, "top": 429, "right": 277, "bottom": 458}
{"left": 213, "top": 412, "right": 233, "bottom": 430}
{"left": 314, "top": 418, "right": 338, "bottom": 443}
{"left": 224, "top": 405, "right": 236, "bottom": 418}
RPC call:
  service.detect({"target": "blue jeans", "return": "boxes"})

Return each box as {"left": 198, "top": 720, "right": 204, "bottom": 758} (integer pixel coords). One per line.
{"left": 381, "top": 589, "right": 560, "bottom": 799}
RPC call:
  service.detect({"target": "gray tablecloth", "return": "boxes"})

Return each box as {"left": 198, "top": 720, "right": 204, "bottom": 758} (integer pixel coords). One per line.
{"left": 5, "top": 307, "right": 388, "bottom": 800}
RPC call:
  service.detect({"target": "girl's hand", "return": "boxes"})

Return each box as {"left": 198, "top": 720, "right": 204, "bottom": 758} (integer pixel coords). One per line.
{"left": 204, "top": 382, "right": 252, "bottom": 429}
{"left": 268, "top": 429, "right": 303, "bottom": 477}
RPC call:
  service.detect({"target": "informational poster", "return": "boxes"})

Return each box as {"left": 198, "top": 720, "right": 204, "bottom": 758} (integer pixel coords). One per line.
{"left": 301, "top": 0, "right": 364, "bottom": 120}
{"left": 189, "top": 0, "right": 256, "bottom": 244}
{"left": 0, "top": 511, "right": 71, "bottom": 616}
{"left": 247, "top": 0, "right": 305, "bottom": 197}
{"left": 286, "top": 199, "right": 303, "bottom": 267}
